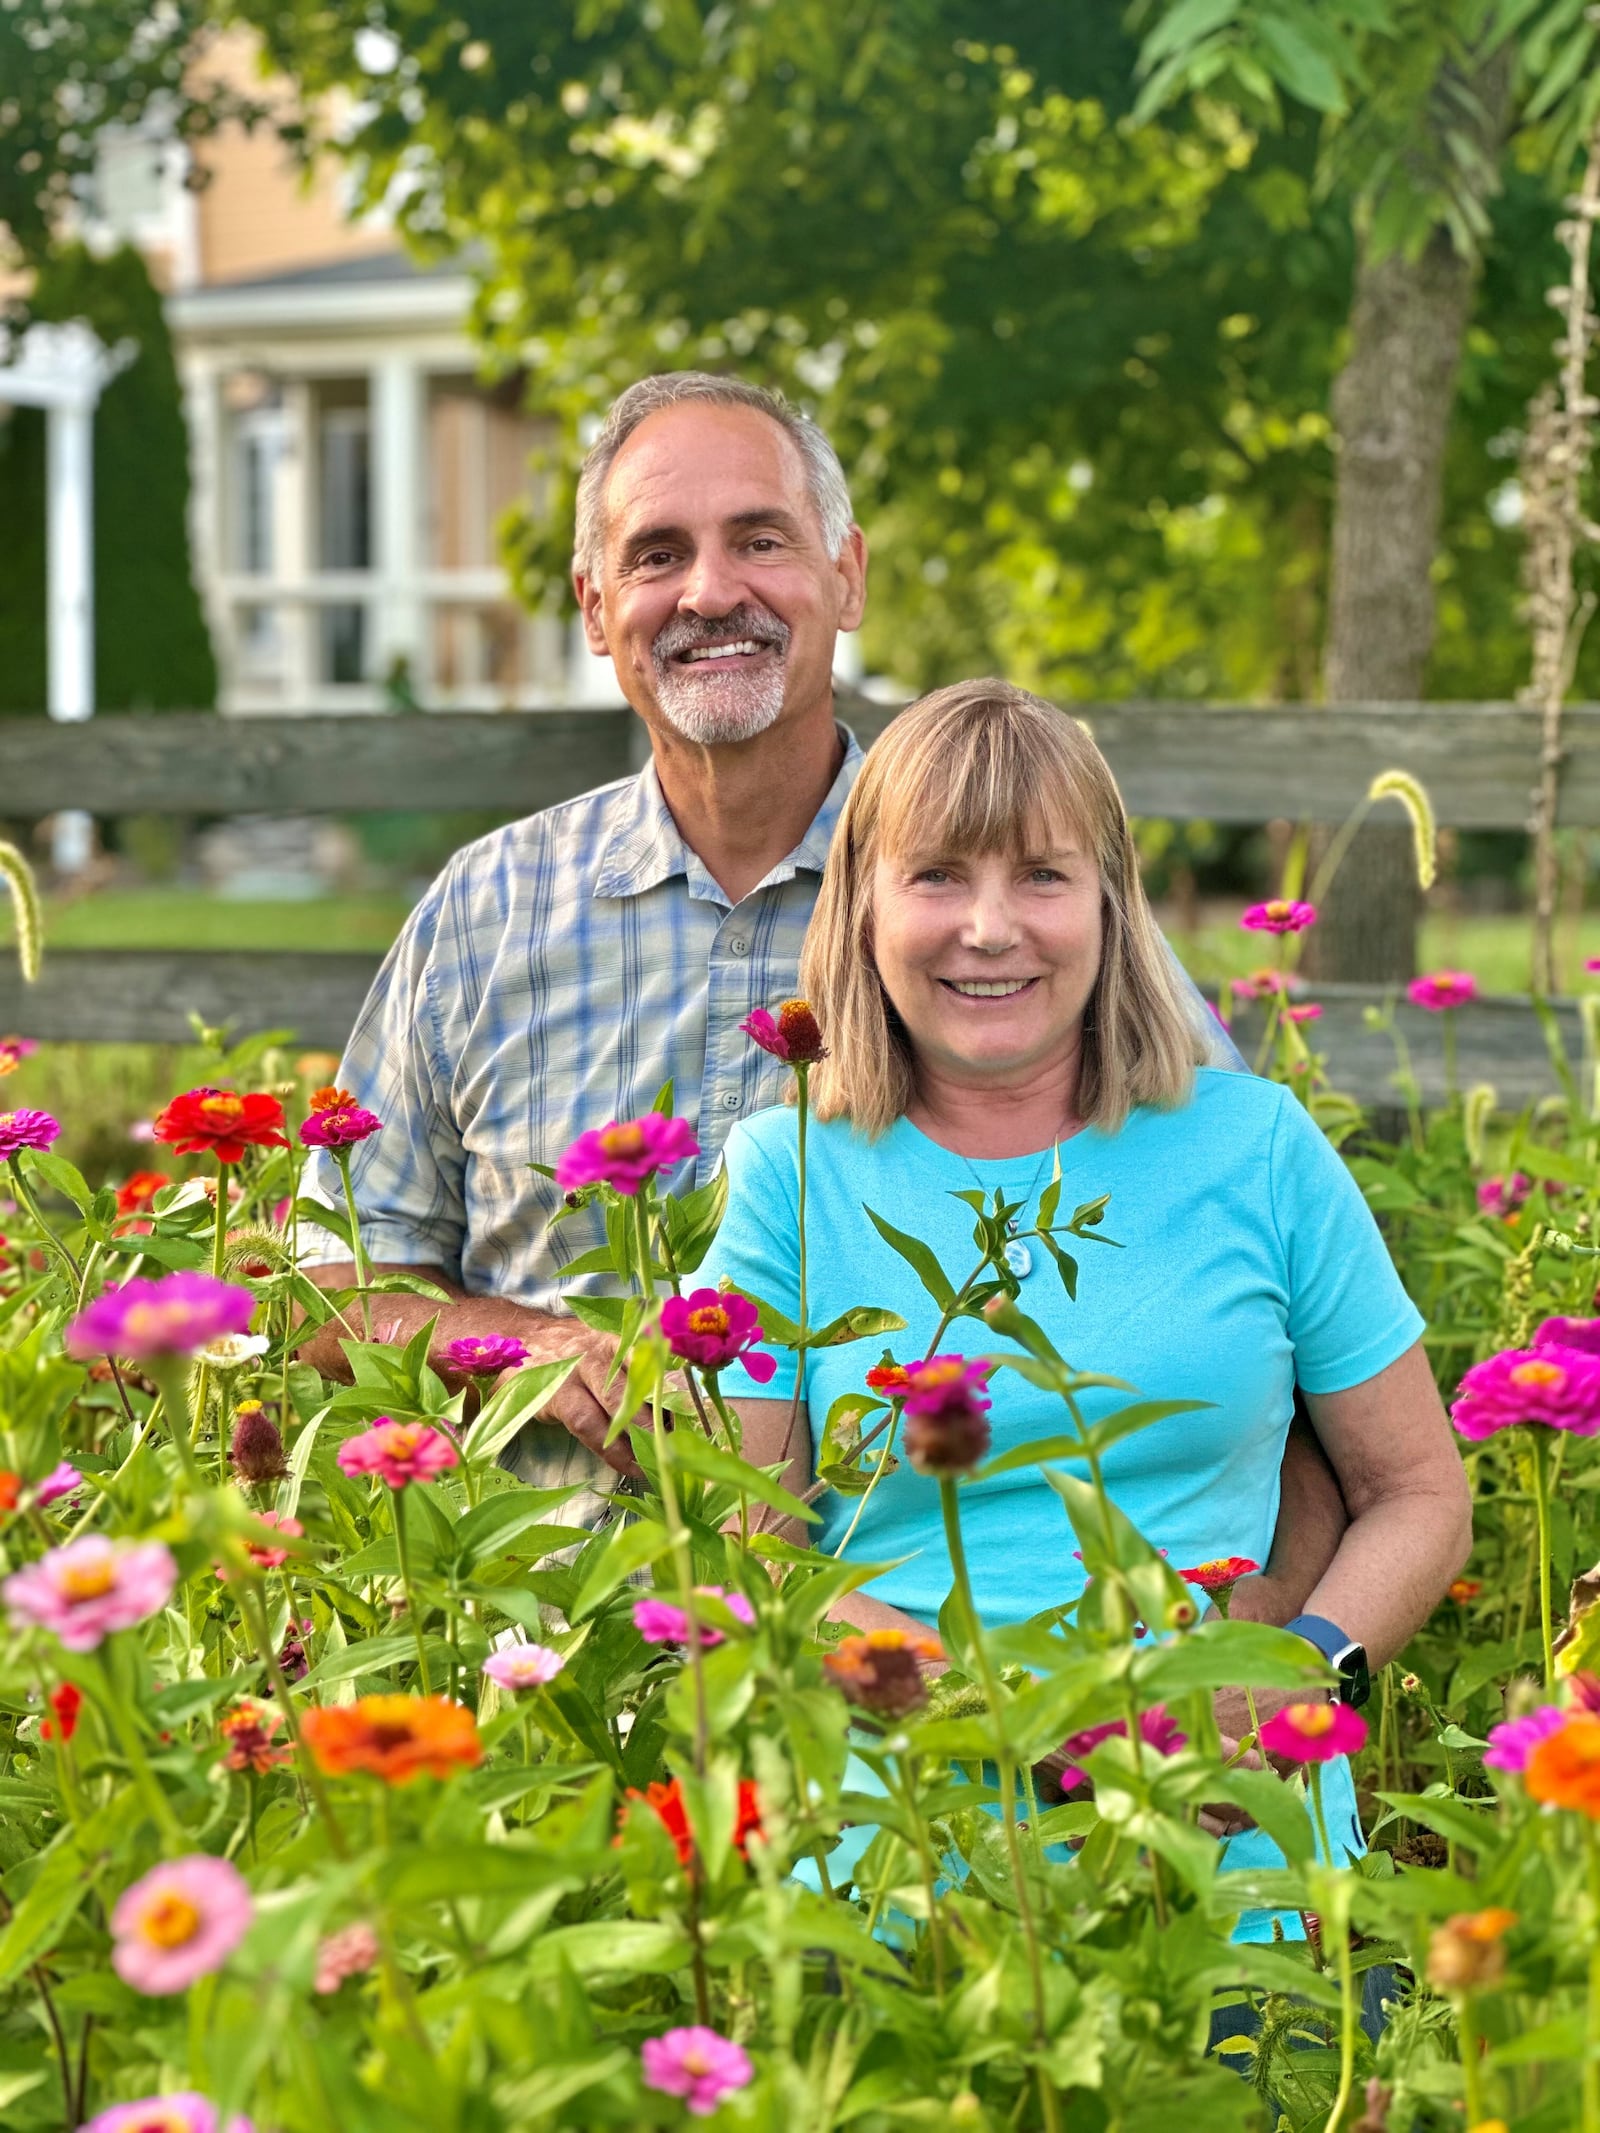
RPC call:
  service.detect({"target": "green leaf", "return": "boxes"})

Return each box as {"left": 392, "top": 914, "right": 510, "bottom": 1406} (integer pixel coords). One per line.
{"left": 462, "top": 1358, "right": 581, "bottom": 1464}
{"left": 805, "top": 1304, "right": 907, "bottom": 1349}
{"left": 0, "top": 1834, "right": 90, "bottom": 1984}
{"left": 524, "top": 1919, "right": 691, "bottom": 1981}
{"left": 721, "top": 1284, "right": 801, "bottom": 1348}
{"left": 1371, "top": 1790, "right": 1501, "bottom": 1859}
{"left": 1138, "top": 0, "right": 1242, "bottom": 70}
{"left": 662, "top": 1429, "right": 819, "bottom": 1523}
{"left": 292, "top": 1195, "right": 353, "bottom": 1248}
{"left": 1202, "top": 1767, "right": 1315, "bottom": 1866}
{"left": 819, "top": 1390, "right": 885, "bottom": 1468}
{"left": 863, "top": 1206, "right": 956, "bottom": 1310}
{"left": 1132, "top": 1619, "right": 1332, "bottom": 1697}
{"left": 660, "top": 1164, "right": 728, "bottom": 1275}
{"left": 570, "top": 1518, "right": 672, "bottom": 1621}
{"left": 565, "top": 1294, "right": 630, "bottom": 1335}
{"left": 977, "top": 1402, "right": 1208, "bottom": 1481}
{"left": 1255, "top": 12, "right": 1349, "bottom": 113}
{"left": 1037, "top": 1228, "right": 1079, "bottom": 1300}
{"left": 26, "top": 1150, "right": 94, "bottom": 1214}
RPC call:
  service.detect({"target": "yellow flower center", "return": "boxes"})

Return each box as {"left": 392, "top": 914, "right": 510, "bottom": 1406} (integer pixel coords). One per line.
{"left": 379, "top": 1425, "right": 422, "bottom": 1456}
{"left": 0, "top": 1113, "right": 15, "bottom": 1130}
{"left": 1290, "top": 1703, "right": 1337, "bottom": 1736}
{"left": 59, "top": 1559, "right": 117, "bottom": 1601}
{"left": 121, "top": 1301, "right": 189, "bottom": 1343}
{"left": 199, "top": 1095, "right": 244, "bottom": 1120}
{"left": 914, "top": 1360, "right": 966, "bottom": 1389}
{"left": 139, "top": 1891, "right": 201, "bottom": 1948}
{"left": 1510, "top": 1360, "right": 1566, "bottom": 1390}
{"left": 1264, "top": 901, "right": 1290, "bottom": 920}
{"left": 681, "top": 2047, "right": 711, "bottom": 2076}
{"left": 600, "top": 1123, "right": 645, "bottom": 1157}
{"left": 688, "top": 1305, "right": 730, "bottom": 1337}
{"left": 127, "top": 2112, "right": 191, "bottom": 2133}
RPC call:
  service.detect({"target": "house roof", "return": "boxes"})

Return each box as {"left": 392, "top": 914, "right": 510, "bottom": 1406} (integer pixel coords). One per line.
{"left": 204, "top": 248, "right": 466, "bottom": 293}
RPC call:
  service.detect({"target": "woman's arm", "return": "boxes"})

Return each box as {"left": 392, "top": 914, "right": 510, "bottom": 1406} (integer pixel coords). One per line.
{"left": 1297, "top": 1339, "right": 1473, "bottom": 1667}
{"left": 1226, "top": 1401, "right": 1350, "bottom": 1628}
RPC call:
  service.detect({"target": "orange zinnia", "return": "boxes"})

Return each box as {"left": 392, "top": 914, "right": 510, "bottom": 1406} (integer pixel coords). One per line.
{"left": 1525, "top": 1712, "right": 1600, "bottom": 1817}
{"left": 300, "top": 1694, "right": 483, "bottom": 1784}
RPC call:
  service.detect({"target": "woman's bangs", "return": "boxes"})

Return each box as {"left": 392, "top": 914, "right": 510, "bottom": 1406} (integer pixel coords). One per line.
{"left": 873, "top": 717, "right": 1090, "bottom": 867}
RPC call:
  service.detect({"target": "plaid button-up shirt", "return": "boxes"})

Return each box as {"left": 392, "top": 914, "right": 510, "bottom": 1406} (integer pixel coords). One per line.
{"left": 307, "top": 724, "right": 1239, "bottom": 1515}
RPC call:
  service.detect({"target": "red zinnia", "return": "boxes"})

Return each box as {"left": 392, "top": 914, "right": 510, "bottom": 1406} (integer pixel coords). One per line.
{"left": 40, "top": 1681, "right": 82, "bottom": 1742}
{"left": 116, "top": 1170, "right": 171, "bottom": 1216}
{"left": 153, "top": 1088, "right": 290, "bottom": 1164}
{"left": 628, "top": 1776, "right": 763, "bottom": 1870}
{"left": 1179, "top": 1556, "right": 1260, "bottom": 1594}
{"left": 865, "top": 1360, "right": 910, "bottom": 1395}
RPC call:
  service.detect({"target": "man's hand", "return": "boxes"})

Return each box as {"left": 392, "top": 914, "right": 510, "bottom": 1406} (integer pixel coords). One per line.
{"left": 483, "top": 1320, "right": 639, "bottom": 1481}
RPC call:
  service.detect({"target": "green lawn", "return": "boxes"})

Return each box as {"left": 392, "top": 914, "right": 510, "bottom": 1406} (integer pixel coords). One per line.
{"left": 2, "top": 887, "right": 415, "bottom": 953}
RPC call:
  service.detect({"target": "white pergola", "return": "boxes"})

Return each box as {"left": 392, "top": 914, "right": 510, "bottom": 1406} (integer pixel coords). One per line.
{"left": 0, "top": 320, "right": 135, "bottom": 868}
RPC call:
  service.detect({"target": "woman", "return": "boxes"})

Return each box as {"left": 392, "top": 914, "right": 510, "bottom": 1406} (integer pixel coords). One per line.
{"left": 702, "top": 679, "right": 1471, "bottom": 1909}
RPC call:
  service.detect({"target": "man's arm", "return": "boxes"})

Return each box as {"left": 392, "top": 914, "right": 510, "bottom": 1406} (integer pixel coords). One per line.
{"left": 296, "top": 1260, "right": 636, "bottom": 1475}
{"left": 1226, "top": 1402, "right": 1350, "bottom": 1628}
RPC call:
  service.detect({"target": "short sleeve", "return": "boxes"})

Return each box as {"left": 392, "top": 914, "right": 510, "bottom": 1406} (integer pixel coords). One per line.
{"left": 1269, "top": 1095, "right": 1425, "bottom": 1395}
{"left": 700, "top": 1119, "right": 803, "bottom": 1402}
{"left": 298, "top": 867, "right": 469, "bottom": 1276}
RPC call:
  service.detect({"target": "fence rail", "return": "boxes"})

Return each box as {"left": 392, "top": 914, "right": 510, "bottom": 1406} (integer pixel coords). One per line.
{"left": 2, "top": 701, "right": 1598, "bottom": 1106}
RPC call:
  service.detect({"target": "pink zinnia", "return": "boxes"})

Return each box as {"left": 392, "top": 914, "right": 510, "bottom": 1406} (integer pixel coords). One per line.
{"left": 0, "top": 1037, "right": 38, "bottom": 1076}
{"left": 337, "top": 1419, "right": 458, "bottom": 1489}
{"left": 236, "top": 1510, "right": 303, "bottom": 1571}
{"left": 299, "top": 1105, "right": 384, "bottom": 1150}
{"left": 1450, "top": 1346, "right": 1600, "bottom": 1442}
{"left": 1484, "top": 1704, "right": 1567, "bottom": 1774}
{"left": 554, "top": 1112, "right": 700, "bottom": 1197}
{"left": 1284, "top": 1003, "right": 1323, "bottom": 1024}
{"left": 111, "top": 1854, "right": 254, "bottom": 1996}
{"left": 5, "top": 1535, "right": 178, "bottom": 1651}
{"left": 482, "top": 1644, "right": 566, "bottom": 1691}
{"left": 79, "top": 2096, "right": 253, "bottom": 2133}
{"left": 641, "top": 2026, "right": 754, "bottom": 2117}
{"left": 901, "top": 1354, "right": 995, "bottom": 1475}
{"left": 658, "top": 1287, "right": 777, "bottom": 1382}
{"left": 1058, "top": 1705, "right": 1187, "bottom": 1794}
{"left": 1259, "top": 1700, "right": 1368, "bottom": 1763}
{"left": 0, "top": 1109, "right": 61, "bottom": 1158}
{"left": 633, "top": 1587, "right": 756, "bottom": 1647}
{"left": 66, "top": 1273, "right": 255, "bottom": 1362}
{"left": 1535, "top": 1316, "right": 1600, "bottom": 1359}
{"left": 1408, "top": 969, "right": 1477, "bottom": 1011}
{"left": 313, "top": 1920, "right": 381, "bottom": 1995}
{"left": 32, "top": 1461, "right": 81, "bottom": 1507}
{"left": 1478, "top": 1173, "right": 1532, "bottom": 1219}
{"left": 1241, "top": 900, "right": 1317, "bottom": 935}
{"left": 441, "top": 1333, "right": 531, "bottom": 1377}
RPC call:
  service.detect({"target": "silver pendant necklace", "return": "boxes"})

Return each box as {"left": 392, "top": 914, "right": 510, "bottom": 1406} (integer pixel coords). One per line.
{"left": 959, "top": 1131, "right": 1069, "bottom": 1282}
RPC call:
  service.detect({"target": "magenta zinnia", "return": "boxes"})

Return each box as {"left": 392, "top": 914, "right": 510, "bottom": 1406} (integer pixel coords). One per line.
{"left": 641, "top": 2026, "right": 754, "bottom": 2117}
{"left": 740, "top": 998, "right": 828, "bottom": 1065}
{"left": 1450, "top": 1346, "right": 1600, "bottom": 1442}
{"left": 66, "top": 1273, "right": 255, "bottom": 1362}
{"left": 1258, "top": 1700, "right": 1368, "bottom": 1763}
{"left": 1484, "top": 1704, "right": 1567, "bottom": 1774}
{"left": 0, "top": 1108, "right": 61, "bottom": 1159}
{"left": 659, "top": 1287, "right": 777, "bottom": 1382}
{"left": 555, "top": 1111, "right": 700, "bottom": 1197}
{"left": 1478, "top": 1172, "right": 1532, "bottom": 1219}
{"left": 901, "top": 1354, "right": 994, "bottom": 1475}
{"left": 633, "top": 1588, "right": 755, "bottom": 1647}
{"left": 1059, "top": 1704, "right": 1188, "bottom": 1793}
{"left": 299, "top": 1101, "right": 384, "bottom": 1149}
{"left": 1535, "top": 1316, "right": 1600, "bottom": 1359}
{"left": 336, "top": 1419, "right": 458, "bottom": 1489}
{"left": 1408, "top": 969, "right": 1477, "bottom": 1011}
{"left": 80, "top": 2096, "right": 254, "bottom": 2133}
{"left": 4, "top": 1535, "right": 178, "bottom": 1650}
{"left": 441, "top": 1333, "right": 531, "bottom": 1377}
{"left": 1240, "top": 900, "right": 1316, "bottom": 935}
{"left": 0, "top": 1037, "right": 38, "bottom": 1078}
{"left": 110, "top": 1854, "right": 253, "bottom": 1996}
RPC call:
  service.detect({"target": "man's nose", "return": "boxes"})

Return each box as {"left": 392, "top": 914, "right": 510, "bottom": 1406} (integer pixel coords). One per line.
{"left": 678, "top": 543, "right": 746, "bottom": 618}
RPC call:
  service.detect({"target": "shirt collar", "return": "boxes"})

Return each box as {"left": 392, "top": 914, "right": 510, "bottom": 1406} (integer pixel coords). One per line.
{"left": 594, "top": 724, "right": 864, "bottom": 904}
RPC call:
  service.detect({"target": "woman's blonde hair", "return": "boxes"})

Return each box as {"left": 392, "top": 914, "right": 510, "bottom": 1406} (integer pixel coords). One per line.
{"left": 802, "top": 679, "right": 1204, "bottom": 1136}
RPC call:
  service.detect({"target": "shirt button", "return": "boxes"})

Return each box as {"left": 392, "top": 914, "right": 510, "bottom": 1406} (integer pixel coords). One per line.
{"left": 720, "top": 1092, "right": 742, "bottom": 1111}
{"left": 728, "top": 935, "right": 750, "bottom": 956}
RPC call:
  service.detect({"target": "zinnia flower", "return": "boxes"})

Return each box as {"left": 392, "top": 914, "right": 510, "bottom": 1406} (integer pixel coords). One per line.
{"left": 40, "top": 1681, "right": 82, "bottom": 1742}
{"left": 0, "top": 1109, "right": 61, "bottom": 1158}
{"left": 229, "top": 1402, "right": 288, "bottom": 1484}
{"left": 823, "top": 1628, "right": 945, "bottom": 1719}
{"left": 1484, "top": 1704, "right": 1566, "bottom": 1773}
{"left": 153, "top": 1088, "right": 289, "bottom": 1163}
{"left": 1258, "top": 1700, "right": 1368, "bottom": 1763}
{"left": 337, "top": 1419, "right": 459, "bottom": 1489}
{"left": 1284, "top": 1003, "right": 1323, "bottom": 1024}
{"left": 313, "top": 1921, "right": 380, "bottom": 1995}
{"left": 1408, "top": 970, "right": 1477, "bottom": 1012}
{"left": 66, "top": 1273, "right": 255, "bottom": 1362}
{"left": 1535, "top": 1316, "right": 1600, "bottom": 1359}
{"left": 1426, "top": 1908, "right": 1517, "bottom": 1992}
{"left": 218, "top": 1700, "right": 290, "bottom": 1774}
{"left": 628, "top": 1776, "right": 763, "bottom": 1869}
{"left": 865, "top": 1360, "right": 910, "bottom": 1395}
{"left": 641, "top": 2026, "right": 755, "bottom": 2117}
{"left": 1179, "top": 1556, "right": 1260, "bottom": 1595}
{"left": 1447, "top": 1577, "right": 1482, "bottom": 1603}
{"left": 1241, "top": 900, "right": 1317, "bottom": 935}
{"left": 740, "top": 998, "right": 828, "bottom": 1065}
{"left": 1058, "top": 1705, "right": 1188, "bottom": 1793}
{"left": 5, "top": 1536, "right": 177, "bottom": 1650}
{"left": 116, "top": 1170, "right": 171, "bottom": 1216}
{"left": 193, "top": 1332, "right": 270, "bottom": 1373}
{"left": 901, "top": 1355, "right": 994, "bottom": 1475}
{"left": 1450, "top": 1347, "right": 1600, "bottom": 1441}
{"left": 1525, "top": 1712, "right": 1600, "bottom": 1815}
{"left": 482, "top": 1644, "right": 566, "bottom": 1691}
{"left": 554, "top": 1112, "right": 700, "bottom": 1197}
{"left": 31, "top": 1461, "right": 79, "bottom": 1508}
{"left": 633, "top": 1588, "right": 756, "bottom": 1647}
{"left": 441, "top": 1334, "right": 530, "bottom": 1378}
{"left": 1478, "top": 1173, "right": 1532, "bottom": 1220}
{"left": 658, "top": 1288, "right": 776, "bottom": 1382}
{"left": 299, "top": 1088, "right": 384, "bottom": 1149}
{"left": 0, "top": 1472, "right": 18, "bottom": 1514}
{"left": 0, "top": 1037, "right": 38, "bottom": 1078}
{"left": 300, "top": 1694, "right": 483, "bottom": 1783}
{"left": 110, "top": 1854, "right": 254, "bottom": 1995}
{"left": 235, "top": 1510, "right": 302, "bottom": 1572}
{"left": 80, "top": 2095, "right": 253, "bottom": 2133}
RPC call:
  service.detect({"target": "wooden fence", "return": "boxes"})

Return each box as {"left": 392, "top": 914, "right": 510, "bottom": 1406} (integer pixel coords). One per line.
{"left": 3, "top": 699, "right": 1599, "bottom": 1109}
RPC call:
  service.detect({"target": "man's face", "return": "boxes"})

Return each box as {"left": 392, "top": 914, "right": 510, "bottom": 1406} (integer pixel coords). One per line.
{"left": 576, "top": 402, "right": 866, "bottom": 747}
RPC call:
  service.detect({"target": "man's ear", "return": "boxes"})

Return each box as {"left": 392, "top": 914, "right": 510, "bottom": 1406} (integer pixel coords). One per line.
{"left": 574, "top": 567, "right": 611, "bottom": 656}
{"left": 835, "top": 523, "right": 869, "bottom": 634}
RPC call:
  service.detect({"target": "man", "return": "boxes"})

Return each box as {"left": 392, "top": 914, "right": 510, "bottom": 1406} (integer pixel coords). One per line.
{"left": 301, "top": 373, "right": 1324, "bottom": 1567}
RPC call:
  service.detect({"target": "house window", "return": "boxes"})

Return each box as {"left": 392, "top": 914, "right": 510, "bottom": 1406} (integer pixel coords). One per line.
{"left": 316, "top": 396, "right": 371, "bottom": 685}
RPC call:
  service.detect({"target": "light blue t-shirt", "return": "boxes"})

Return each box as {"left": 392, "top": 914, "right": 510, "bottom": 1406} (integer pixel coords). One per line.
{"left": 704, "top": 1067, "right": 1424, "bottom": 1627}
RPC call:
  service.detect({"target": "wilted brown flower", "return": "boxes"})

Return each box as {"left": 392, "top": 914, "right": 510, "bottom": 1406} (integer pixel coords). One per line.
{"left": 229, "top": 1401, "right": 288, "bottom": 1484}
{"left": 823, "top": 1628, "right": 945, "bottom": 1718}
{"left": 1426, "top": 1908, "right": 1517, "bottom": 1992}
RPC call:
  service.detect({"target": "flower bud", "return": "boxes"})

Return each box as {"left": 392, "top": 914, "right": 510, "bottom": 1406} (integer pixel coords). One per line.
{"left": 229, "top": 1400, "right": 288, "bottom": 1484}
{"left": 775, "top": 999, "right": 827, "bottom": 1064}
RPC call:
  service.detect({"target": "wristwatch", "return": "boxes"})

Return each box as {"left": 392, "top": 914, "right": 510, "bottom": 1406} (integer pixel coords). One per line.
{"left": 1284, "top": 1613, "right": 1371, "bottom": 1709}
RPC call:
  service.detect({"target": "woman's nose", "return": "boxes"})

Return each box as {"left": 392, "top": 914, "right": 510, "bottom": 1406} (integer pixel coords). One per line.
{"left": 961, "top": 890, "right": 1020, "bottom": 952}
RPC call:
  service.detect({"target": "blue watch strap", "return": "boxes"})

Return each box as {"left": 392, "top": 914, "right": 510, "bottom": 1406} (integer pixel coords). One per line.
{"left": 1284, "top": 1613, "right": 1354, "bottom": 1663}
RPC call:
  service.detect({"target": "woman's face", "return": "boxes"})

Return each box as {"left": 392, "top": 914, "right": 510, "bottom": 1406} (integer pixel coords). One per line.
{"left": 869, "top": 835, "right": 1104, "bottom": 1091}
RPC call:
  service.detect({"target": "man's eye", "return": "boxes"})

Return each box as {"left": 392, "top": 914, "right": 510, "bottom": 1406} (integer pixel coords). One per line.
{"left": 748, "top": 536, "right": 781, "bottom": 552}
{"left": 639, "top": 550, "right": 676, "bottom": 568}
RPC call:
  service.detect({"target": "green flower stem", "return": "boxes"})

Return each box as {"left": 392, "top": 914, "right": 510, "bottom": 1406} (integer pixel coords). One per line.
{"left": 1443, "top": 1007, "right": 1460, "bottom": 1104}
{"left": 335, "top": 1148, "right": 372, "bottom": 1341}
{"left": 1455, "top": 1991, "right": 1485, "bottom": 2131}
{"left": 234, "top": 1577, "right": 349, "bottom": 1860}
{"left": 1308, "top": 1761, "right": 1336, "bottom": 1869}
{"left": 892, "top": 1749, "right": 947, "bottom": 1996}
{"left": 1529, "top": 1428, "right": 1557, "bottom": 1691}
{"left": 91, "top": 1649, "right": 183, "bottom": 1851}
{"left": 938, "top": 1475, "right": 1055, "bottom": 2111}
{"left": 1319, "top": 1874, "right": 1357, "bottom": 2133}
{"left": 6, "top": 1154, "right": 81, "bottom": 1292}
{"left": 147, "top": 1358, "right": 207, "bottom": 1498}
{"left": 213, "top": 1156, "right": 230, "bottom": 1278}
{"left": 778, "top": 1063, "right": 811, "bottom": 1476}
{"left": 392, "top": 1492, "right": 432, "bottom": 1693}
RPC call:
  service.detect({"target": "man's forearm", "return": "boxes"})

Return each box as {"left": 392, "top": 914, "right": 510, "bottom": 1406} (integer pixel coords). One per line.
{"left": 296, "top": 1261, "right": 584, "bottom": 1383}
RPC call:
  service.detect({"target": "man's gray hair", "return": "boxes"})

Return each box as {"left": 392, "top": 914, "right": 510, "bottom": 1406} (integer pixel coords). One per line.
{"left": 573, "top": 371, "right": 854, "bottom": 581}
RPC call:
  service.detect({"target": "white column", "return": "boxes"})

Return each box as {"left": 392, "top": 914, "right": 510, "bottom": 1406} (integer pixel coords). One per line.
{"left": 277, "top": 378, "right": 317, "bottom": 708}
{"left": 45, "top": 402, "right": 95, "bottom": 869}
{"left": 372, "top": 352, "right": 425, "bottom": 694}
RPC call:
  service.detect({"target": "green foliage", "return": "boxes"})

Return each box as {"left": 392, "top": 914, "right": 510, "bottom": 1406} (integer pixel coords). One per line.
{"left": 0, "top": 245, "right": 216, "bottom": 714}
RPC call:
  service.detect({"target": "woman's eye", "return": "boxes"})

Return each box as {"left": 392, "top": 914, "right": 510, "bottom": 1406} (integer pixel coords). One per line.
{"left": 914, "top": 868, "right": 951, "bottom": 885}
{"left": 1029, "top": 867, "right": 1066, "bottom": 884}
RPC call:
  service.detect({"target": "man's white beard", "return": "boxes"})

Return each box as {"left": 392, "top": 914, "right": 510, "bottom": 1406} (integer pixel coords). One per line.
{"left": 653, "top": 660, "right": 788, "bottom": 745}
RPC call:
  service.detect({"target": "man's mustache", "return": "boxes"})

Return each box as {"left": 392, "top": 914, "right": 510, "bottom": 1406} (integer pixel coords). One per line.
{"left": 652, "top": 605, "right": 791, "bottom": 665}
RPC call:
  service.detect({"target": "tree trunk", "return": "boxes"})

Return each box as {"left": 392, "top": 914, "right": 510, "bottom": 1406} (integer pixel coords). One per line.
{"left": 1306, "top": 54, "right": 1513, "bottom": 983}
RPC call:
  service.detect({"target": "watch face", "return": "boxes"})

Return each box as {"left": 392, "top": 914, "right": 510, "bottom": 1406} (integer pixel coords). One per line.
{"left": 1334, "top": 1643, "right": 1372, "bottom": 1708}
